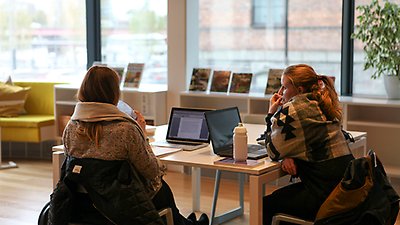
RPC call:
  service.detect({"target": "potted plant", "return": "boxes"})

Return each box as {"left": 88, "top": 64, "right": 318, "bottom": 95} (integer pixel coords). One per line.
{"left": 352, "top": 0, "right": 400, "bottom": 99}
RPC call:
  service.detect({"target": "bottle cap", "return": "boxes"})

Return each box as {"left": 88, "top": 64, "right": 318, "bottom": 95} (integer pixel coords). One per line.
{"left": 234, "top": 123, "right": 247, "bottom": 134}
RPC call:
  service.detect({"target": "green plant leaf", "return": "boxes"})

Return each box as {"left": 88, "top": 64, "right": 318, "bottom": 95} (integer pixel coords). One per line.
{"left": 352, "top": 0, "right": 400, "bottom": 78}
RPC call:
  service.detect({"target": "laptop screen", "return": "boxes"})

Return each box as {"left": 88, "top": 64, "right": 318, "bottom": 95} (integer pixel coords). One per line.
{"left": 166, "top": 107, "right": 210, "bottom": 143}
{"left": 204, "top": 107, "right": 242, "bottom": 153}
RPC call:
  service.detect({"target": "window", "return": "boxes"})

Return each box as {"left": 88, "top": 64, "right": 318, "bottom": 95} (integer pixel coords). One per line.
{"left": 0, "top": 0, "right": 86, "bottom": 82}
{"left": 352, "top": 0, "right": 400, "bottom": 97}
{"left": 100, "top": 0, "right": 167, "bottom": 86}
{"left": 198, "top": 0, "right": 342, "bottom": 94}
{"left": 252, "top": 0, "right": 286, "bottom": 28}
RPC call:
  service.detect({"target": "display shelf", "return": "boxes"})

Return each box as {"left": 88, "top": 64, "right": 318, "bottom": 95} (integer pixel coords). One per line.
{"left": 180, "top": 91, "right": 250, "bottom": 113}
{"left": 347, "top": 121, "right": 400, "bottom": 129}
{"left": 248, "top": 99, "right": 269, "bottom": 115}
{"left": 340, "top": 96, "right": 400, "bottom": 128}
{"left": 339, "top": 96, "right": 400, "bottom": 107}
{"left": 347, "top": 123, "right": 400, "bottom": 168}
{"left": 55, "top": 84, "right": 167, "bottom": 137}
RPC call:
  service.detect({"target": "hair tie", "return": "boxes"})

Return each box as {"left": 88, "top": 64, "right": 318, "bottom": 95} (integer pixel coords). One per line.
{"left": 316, "top": 75, "right": 323, "bottom": 81}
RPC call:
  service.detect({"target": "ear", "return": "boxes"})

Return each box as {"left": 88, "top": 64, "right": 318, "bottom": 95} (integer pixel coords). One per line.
{"left": 298, "top": 86, "right": 305, "bottom": 93}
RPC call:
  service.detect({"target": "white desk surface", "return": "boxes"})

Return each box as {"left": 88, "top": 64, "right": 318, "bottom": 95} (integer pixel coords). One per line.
{"left": 156, "top": 124, "right": 280, "bottom": 175}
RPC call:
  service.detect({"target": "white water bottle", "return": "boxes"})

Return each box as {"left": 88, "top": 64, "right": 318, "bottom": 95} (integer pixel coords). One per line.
{"left": 233, "top": 123, "right": 248, "bottom": 162}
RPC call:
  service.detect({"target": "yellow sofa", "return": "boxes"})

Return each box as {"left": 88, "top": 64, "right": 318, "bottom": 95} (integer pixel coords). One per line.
{"left": 0, "top": 82, "right": 57, "bottom": 143}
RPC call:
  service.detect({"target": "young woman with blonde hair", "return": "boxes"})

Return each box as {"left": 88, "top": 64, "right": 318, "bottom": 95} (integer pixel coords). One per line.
{"left": 263, "top": 64, "right": 354, "bottom": 224}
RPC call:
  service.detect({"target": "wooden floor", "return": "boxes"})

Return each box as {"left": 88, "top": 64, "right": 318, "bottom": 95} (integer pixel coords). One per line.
{"left": 0, "top": 160, "right": 399, "bottom": 225}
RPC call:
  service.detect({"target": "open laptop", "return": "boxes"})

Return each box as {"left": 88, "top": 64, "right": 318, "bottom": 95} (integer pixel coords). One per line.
{"left": 205, "top": 107, "right": 268, "bottom": 160}
{"left": 151, "top": 107, "right": 210, "bottom": 151}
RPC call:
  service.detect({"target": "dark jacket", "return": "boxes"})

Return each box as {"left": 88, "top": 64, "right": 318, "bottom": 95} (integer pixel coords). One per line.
{"left": 48, "top": 156, "right": 164, "bottom": 225}
{"left": 315, "top": 151, "right": 400, "bottom": 225}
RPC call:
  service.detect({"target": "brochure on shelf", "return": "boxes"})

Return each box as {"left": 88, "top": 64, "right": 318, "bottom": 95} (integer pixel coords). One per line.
{"left": 188, "top": 68, "right": 212, "bottom": 91}
{"left": 110, "top": 66, "right": 125, "bottom": 84}
{"left": 210, "top": 70, "right": 231, "bottom": 92}
{"left": 124, "top": 63, "right": 145, "bottom": 88}
{"left": 265, "top": 69, "right": 283, "bottom": 95}
{"left": 229, "top": 73, "right": 253, "bottom": 94}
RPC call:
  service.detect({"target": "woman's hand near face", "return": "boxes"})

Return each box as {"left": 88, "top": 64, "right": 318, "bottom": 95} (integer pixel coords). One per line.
{"left": 268, "top": 93, "right": 283, "bottom": 114}
{"left": 281, "top": 158, "right": 297, "bottom": 176}
{"left": 134, "top": 110, "right": 147, "bottom": 133}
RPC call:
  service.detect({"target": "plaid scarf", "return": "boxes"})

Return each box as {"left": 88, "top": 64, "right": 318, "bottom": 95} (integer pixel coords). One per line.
{"left": 266, "top": 94, "right": 351, "bottom": 162}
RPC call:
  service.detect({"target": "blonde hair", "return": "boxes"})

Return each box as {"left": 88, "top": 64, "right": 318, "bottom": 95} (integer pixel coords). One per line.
{"left": 283, "top": 64, "right": 342, "bottom": 121}
{"left": 76, "top": 66, "right": 121, "bottom": 146}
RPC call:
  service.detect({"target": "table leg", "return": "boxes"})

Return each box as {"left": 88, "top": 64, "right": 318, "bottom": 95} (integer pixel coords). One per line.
{"left": 192, "top": 167, "right": 201, "bottom": 211}
{"left": 249, "top": 175, "right": 263, "bottom": 225}
{"left": 249, "top": 168, "right": 286, "bottom": 225}
{"left": 210, "top": 170, "right": 221, "bottom": 224}
{"left": 210, "top": 171, "right": 245, "bottom": 225}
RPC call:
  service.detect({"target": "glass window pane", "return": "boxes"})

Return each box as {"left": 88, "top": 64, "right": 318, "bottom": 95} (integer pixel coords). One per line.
{"left": 0, "top": 0, "right": 86, "bottom": 82}
{"left": 100, "top": 0, "right": 167, "bottom": 87}
{"left": 287, "top": 1, "right": 342, "bottom": 92}
{"left": 199, "top": 0, "right": 342, "bottom": 94}
{"left": 253, "top": 0, "right": 285, "bottom": 28}
{"left": 353, "top": 0, "right": 400, "bottom": 97}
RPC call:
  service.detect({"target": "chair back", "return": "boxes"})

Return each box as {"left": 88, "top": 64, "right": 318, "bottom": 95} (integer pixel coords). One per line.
{"left": 47, "top": 156, "right": 165, "bottom": 225}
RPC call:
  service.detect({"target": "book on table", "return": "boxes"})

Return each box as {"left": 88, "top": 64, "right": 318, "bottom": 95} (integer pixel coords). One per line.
{"left": 214, "top": 157, "right": 264, "bottom": 167}
{"left": 151, "top": 146, "right": 182, "bottom": 157}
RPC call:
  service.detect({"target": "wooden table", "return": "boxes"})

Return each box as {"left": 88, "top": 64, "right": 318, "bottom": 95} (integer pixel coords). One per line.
{"left": 52, "top": 124, "right": 367, "bottom": 225}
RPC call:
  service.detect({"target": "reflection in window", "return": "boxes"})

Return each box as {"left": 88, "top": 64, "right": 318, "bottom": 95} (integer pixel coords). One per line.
{"left": 198, "top": 0, "right": 342, "bottom": 94}
{"left": 101, "top": 0, "right": 167, "bottom": 87}
{"left": 0, "top": 0, "right": 86, "bottom": 82}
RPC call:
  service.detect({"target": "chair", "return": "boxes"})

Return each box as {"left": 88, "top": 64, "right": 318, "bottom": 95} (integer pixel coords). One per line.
{"left": 271, "top": 214, "right": 313, "bottom": 225}
{"left": 271, "top": 150, "right": 399, "bottom": 225}
{"left": 38, "top": 201, "right": 174, "bottom": 225}
{"left": 43, "top": 156, "right": 174, "bottom": 225}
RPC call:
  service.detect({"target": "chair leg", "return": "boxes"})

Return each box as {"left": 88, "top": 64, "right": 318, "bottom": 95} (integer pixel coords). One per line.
{"left": 272, "top": 214, "right": 314, "bottom": 225}
{"left": 158, "top": 208, "right": 174, "bottom": 225}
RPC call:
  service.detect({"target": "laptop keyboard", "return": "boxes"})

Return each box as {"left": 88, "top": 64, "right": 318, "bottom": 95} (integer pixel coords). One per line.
{"left": 248, "top": 144, "right": 265, "bottom": 152}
